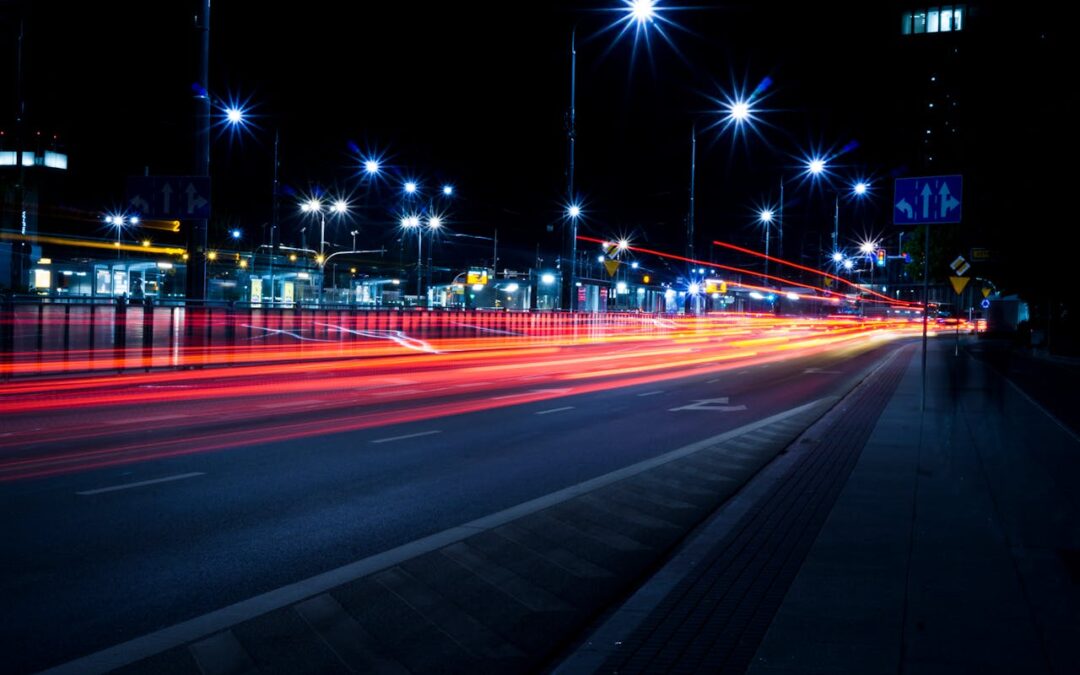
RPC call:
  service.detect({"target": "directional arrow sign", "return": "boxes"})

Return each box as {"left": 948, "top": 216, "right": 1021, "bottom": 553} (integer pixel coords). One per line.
{"left": 126, "top": 176, "right": 211, "bottom": 219}
{"left": 185, "top": 182, "right": 209, "bottom": 215}
{"left": 949, "top": 276, "right": 970, "bottom": 295}
{"left": 894, "top": 175, "right": 962, "bottom": 225}
{"left": 669, "top": 397, "right": 747, "bottom": 412}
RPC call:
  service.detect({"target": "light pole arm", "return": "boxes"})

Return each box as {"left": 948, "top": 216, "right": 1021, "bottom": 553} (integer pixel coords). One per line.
{"left": 321, "top": 248, "right": 386, "bottom": 266}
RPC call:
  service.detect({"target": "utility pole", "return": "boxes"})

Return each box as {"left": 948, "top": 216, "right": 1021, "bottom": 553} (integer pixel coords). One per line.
{"left": 186, "top": 0, "right": 211, "bottom": 301}
{"left": 10, "top": 16, "right": 28, "bottom": 292}
{"left": 562, "top": 28, "right": 577, "bottom": 312}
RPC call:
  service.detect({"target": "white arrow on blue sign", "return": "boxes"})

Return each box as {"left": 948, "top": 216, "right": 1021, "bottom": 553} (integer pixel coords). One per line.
{"left": 126, "top": 176, "right": 211, "bottom": 220}
{"left": 893, "top": 175, "right": 962, "bottom": 225}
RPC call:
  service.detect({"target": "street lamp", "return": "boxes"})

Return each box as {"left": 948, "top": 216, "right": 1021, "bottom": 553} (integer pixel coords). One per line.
{"left": 759, "top": 208, "right": 774, "bottom": 284}
{"left": 561, "top": 4, "right": 676, "bottom": 312}
{"left": 564, "top": 203, "right": 584, "bottom": 309}
{"left": 689, "top": 87, "right": 761, "bottom": 275}
{"left": 299, "top": 196, "right": 350, "bottom": 298}
{"left": 834, "top": 179, "right": 871, "bottom": 254}
{"left": 105, "top": 213, "right": 138, "bottom": 259}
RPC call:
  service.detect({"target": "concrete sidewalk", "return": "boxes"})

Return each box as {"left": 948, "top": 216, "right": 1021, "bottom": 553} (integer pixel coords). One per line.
{"left": 558, "top": 338, "right": 1080, "bottom": 674}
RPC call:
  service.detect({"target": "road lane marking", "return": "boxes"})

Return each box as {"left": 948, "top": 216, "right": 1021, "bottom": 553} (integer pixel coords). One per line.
{"left": 43, "top": 397, "right": 830, "bottom": 675}
{"left": 707, "top": 378, "right": 722, "bottom": 384}
{"left": 103, "top": 414, "right": 190, "bottom": 426}
{"left": 803, "top": 368, "right": 842, "bottom": 375}
{"left": 637, "top": 391, "right": 664, "bottom": 397}
{"left": 370, "top": 430, "right": 442, "bottom": 445}
{"left": 258, "top": 400, "right": 327, "bottom": 409}
{"left": 535, "top": 406, "right": 575, "bottom": 415}
{"left": 669, "top": 397, "right": 748, "bottom": 412}
{"left": 76, "top": 472, "right": 205, "bottom": 496}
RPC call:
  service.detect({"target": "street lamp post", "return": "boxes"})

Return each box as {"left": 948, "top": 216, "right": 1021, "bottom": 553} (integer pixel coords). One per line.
{"left": 400, "top": 215, "right": 422, "bottom": 305}
{"left": 759, "top": 209, "right": 774, "bottom": 284}
{"left": 299, "top": 197, "right": 350, "bottom": 301}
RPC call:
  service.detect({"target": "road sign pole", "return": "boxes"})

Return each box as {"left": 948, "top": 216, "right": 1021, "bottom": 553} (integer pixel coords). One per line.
{"left": 921, "top": 223, "right": 929, "bottom": 412}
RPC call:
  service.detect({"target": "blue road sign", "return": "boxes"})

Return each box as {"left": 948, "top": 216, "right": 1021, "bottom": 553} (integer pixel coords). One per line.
{"left": 981, "top": 298, "right": 991, "bottom": 309}
{"left": 893, "top": 175, "right": 962, "bottom": 225}
{"left": 126, "top": 176, "right": 211, "bottom": 220}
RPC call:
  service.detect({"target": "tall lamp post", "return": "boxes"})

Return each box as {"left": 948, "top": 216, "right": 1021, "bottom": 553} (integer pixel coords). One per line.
{"left": 688, "top": 97, "right": 754, "bottom": 278}
{"left": 758, "top": 209, "right": 773, "bottom": 284}
{"left": 299, "top": 197, "right": 350, "bottom": 300}
{"left": 561, "top": 1, "right": 666, "bottom": 312}
{"left": 104, "top": 214, "right": 139, "bottom": 260}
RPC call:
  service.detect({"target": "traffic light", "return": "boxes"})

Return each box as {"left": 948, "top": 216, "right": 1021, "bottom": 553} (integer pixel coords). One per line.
{"left": 643, "top": 275, "right": 650, "bottom": 284}
{"left": 875, "top": 249, "right": 886, "bottom": 267}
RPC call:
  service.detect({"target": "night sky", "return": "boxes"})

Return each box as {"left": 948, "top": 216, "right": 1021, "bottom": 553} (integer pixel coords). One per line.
{"left": 2, "top": 1, "right": 1074, "bottom": 292}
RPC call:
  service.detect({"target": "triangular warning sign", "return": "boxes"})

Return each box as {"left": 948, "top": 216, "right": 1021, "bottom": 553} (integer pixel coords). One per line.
{"left": 949, "top": 276, "right": 970, "bottom": 295}
{"left": 982, "top": 287, "right": 992, "bottom": 299}
{"left": 603, "top": 259, "right": 621, "bottom": 277}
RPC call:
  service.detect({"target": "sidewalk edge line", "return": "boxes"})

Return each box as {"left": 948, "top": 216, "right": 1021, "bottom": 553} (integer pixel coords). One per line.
{"left": 1003, "top": 377, "right": 1080, "bottom": 445}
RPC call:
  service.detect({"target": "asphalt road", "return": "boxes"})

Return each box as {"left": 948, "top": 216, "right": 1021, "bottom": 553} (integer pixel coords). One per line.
{"left": 0, "top": 336, "right": 909, "bottom": 673}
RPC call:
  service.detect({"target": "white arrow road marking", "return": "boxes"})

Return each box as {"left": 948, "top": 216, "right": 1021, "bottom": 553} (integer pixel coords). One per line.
{"left": 669, "top": 397, "right": 747, "bottom": 412}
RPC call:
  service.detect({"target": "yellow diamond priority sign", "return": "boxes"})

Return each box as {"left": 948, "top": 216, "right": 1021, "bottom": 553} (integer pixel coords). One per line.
{"left": 949, "top": 275, "right": 970, "bottom": 295}
{"left": 603, "top": 259, "right": 620, "bottom": 277}
{"left": 982, "top": 287, "right": 992, "bottom": 299}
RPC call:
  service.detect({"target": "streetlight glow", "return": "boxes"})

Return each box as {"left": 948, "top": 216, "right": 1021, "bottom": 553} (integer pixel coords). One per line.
{"left": 807, "top": 158, "right": 826, "bottom": 175}
{"left": 231, "top": 229, "right": 241, "bottom": 240}
{"left": 442, "top": 185, "right": 454, "bottom": 196}
{"left": 301, "top": 199, "right": 321, "bottom": 213}
{"left": 729, "top": 100, "right": 750, "bottom": 122}
{"left": 760, "top": 209, "right": 773, "bottom": 223}
{"left": 332, "top": 199, "right": 349, "bottom": 214}
{"left": 129, "top": 216, "right": 140, "bottom": 225}
{"left": 629, "top": 0, "right": 656, "bottom": 23}
{"left": 225, "top": 107, "right": 244, "bottom": 125}
{"left": 859, "top": 240, "right": 877, "bottom": 255}
{"left": 428, "top": 216, "right": 442, "bottom": 229}
{"left": 832, "top": 251, "right": 844, "bottom": 262}
{"left": 364, "top": 160, "right": 380, "bottom": 175}
{"left": 567, "top": 204, "right": 581, "bottom": 219}
{"left": 843, "top": 258, "right": 854, "bottom": 270}
{"left": 541, "top": 273, "right": 556, "bottom": 284}
{"left": 404, "top": 181, "right": 418, "bottom": 194}
{"left": 854, "top": 181, "right": 868, "bottom": 195}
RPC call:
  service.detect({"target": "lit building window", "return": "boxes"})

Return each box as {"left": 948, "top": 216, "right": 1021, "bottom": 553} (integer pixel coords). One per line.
{"left": 902, "top": 6, "right": 965, "bottom": 35}
{"left": 940, "top": 6, "right": 954, "bottom": 32}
